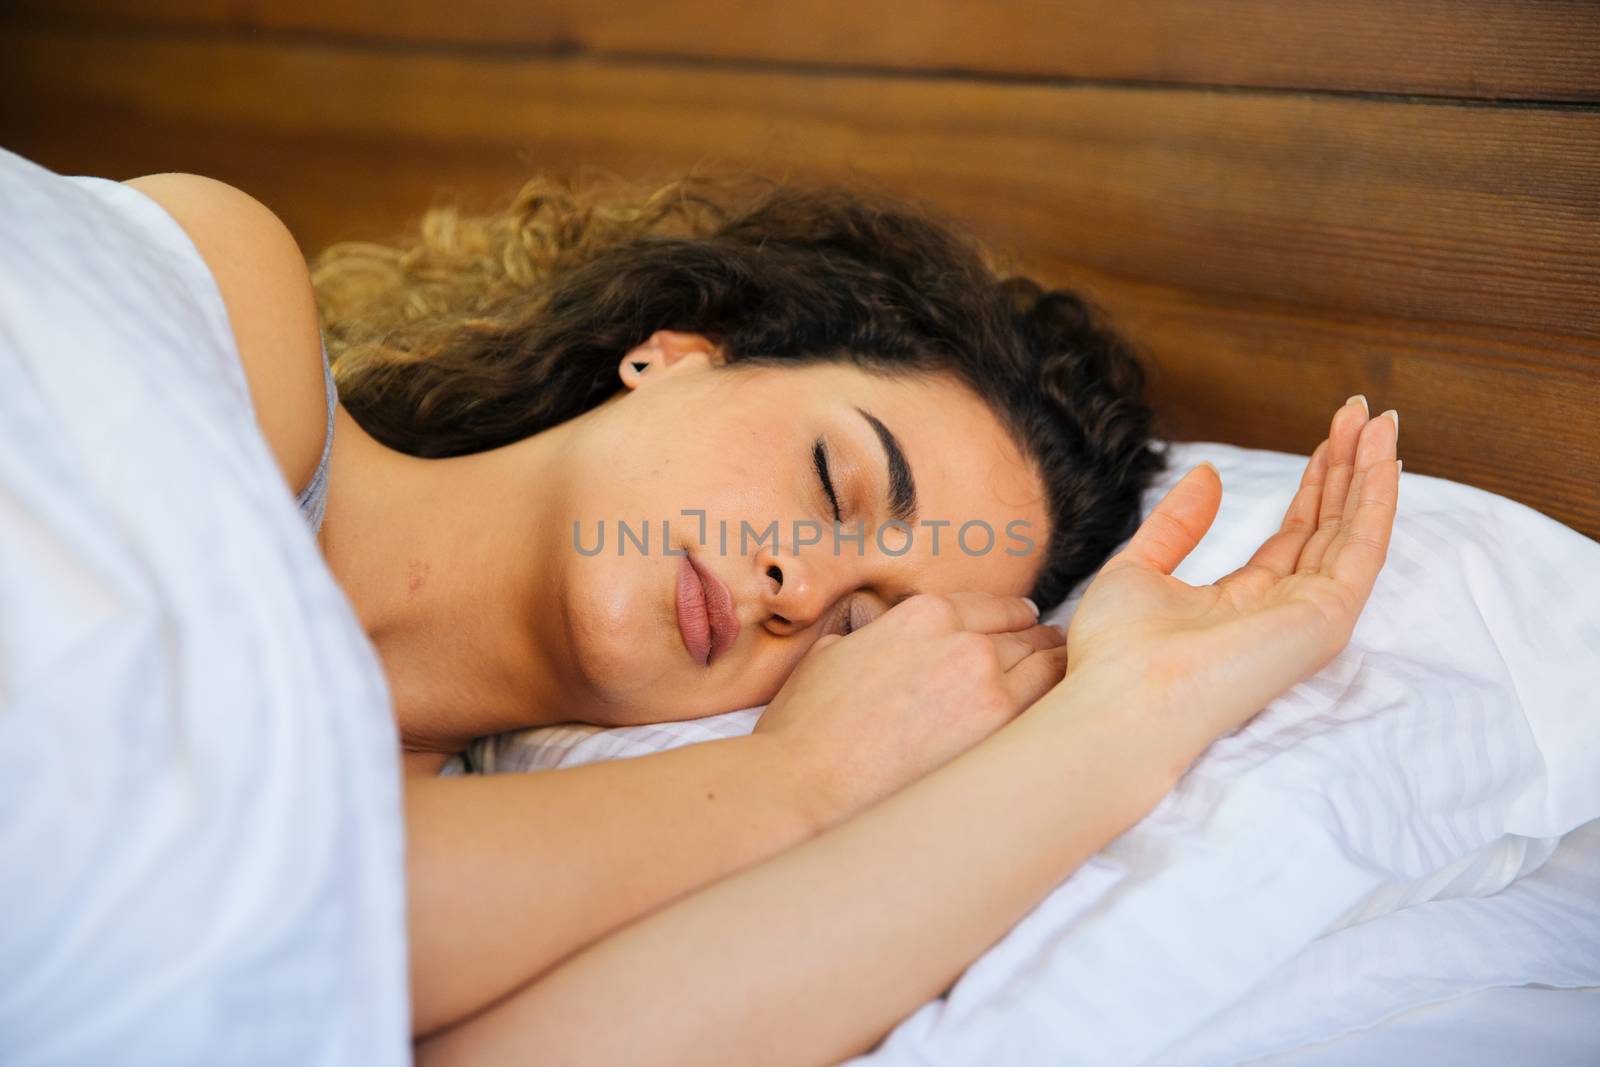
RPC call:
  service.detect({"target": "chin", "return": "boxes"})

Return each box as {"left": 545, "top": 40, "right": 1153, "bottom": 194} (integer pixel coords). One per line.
{"left": 559, "top": 567, "right": 658, "bottom": 694}
{"left": 560, "top": 621, "right": 690, "bottom": 728}
{"left": 577, "top": 686, "right": 693, "bottom": 729}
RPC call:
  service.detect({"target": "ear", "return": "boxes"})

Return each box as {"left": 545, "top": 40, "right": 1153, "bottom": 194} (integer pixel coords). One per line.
{"left": 618, "top": 329, "right": 726, "bottom": 390}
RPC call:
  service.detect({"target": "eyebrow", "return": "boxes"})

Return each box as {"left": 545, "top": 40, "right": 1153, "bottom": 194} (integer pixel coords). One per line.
{"left": 854, "top": 407, "right": 918, "bottom": 525}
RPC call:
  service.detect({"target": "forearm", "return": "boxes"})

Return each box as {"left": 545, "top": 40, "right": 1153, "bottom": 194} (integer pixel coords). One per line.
{"left": 405, "top": 731, "right": 825, "bottom": 1037}
{"left": 417, "top": 673, "right": 1177, "bottom": 1066}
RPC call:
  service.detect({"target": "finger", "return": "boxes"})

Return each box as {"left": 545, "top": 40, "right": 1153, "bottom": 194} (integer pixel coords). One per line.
{"left": 991, "top": 633, "right": 1034, "bottom": 673}
{"left": 1337, "top": 409, "right": 1399, "bottom": 531}
{"left": 1002, "top": 645, "right": 1069, "bottom": 709}
{"left": 1103, "top": 463, "right": 1222, "bottom": 577}
{"left": 1217, "top": 439, "right": 1330, "bottom": 594}
{"left": 1325, "top": 457, "right": 1400, "bottom": 597}
{"left": 941, "top": 591, "right": 1042, "bottom": 634}
{"left": 1319, "top": 411, "right": 1398, "bottom": 581}
{"left": 1318, "top": 397, "right": 1370, "bottom": 527}
{"left": 1004, "top": 623, "right": 1067, "bottom": 652}
{"left": 1298, "top": 398, "right": 1372, "bottom": 572}
{"left": 809, "top": 633, "right": 843, "bottom": 655}
{"left": 1318, "top": 441, "right": 1408, "bottom": 598}
{"left": 990, "top": 625, "right": 1065, "bottom": 671}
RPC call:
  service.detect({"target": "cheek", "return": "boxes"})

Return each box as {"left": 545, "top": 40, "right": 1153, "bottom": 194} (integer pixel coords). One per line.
{"left": 594, "top": 381, "right": 803, "bottom": 526}
{"left": 678, "top": 431, "right": 784, "bottom": 516}
{"left": 665, "top": 393, "right": 794, "bottom": 498}
{"left": 597, "top": 437, "right": 779, "bottom": 528}
{"left": 559, "top": 553, "right": 671, "bottom": 698}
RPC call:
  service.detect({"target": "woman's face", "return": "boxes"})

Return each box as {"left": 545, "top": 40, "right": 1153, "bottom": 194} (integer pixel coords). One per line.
{"left": 531, "top": 330, "right": 1050, "bottom": 726}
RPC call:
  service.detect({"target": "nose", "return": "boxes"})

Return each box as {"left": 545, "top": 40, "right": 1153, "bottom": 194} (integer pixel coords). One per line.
{"left": 757, "top": 550, "right": 843, "bottom": 636}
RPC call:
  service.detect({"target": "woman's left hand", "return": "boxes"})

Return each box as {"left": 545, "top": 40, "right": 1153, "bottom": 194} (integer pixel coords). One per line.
{"left": 1055, "top": 396, "right": 1400, "bottom": 779}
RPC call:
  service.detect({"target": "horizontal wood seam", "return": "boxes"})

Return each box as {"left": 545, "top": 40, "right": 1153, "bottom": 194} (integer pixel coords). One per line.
{"left": 5, "top": 14, "right": 1599, "bottom": 111}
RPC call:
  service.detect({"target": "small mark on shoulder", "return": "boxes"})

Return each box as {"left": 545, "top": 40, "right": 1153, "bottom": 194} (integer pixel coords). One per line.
{"left": 705, "top": 791, "right": 716, "bottom": 801}
{"left": 407, "top": 559, "right": 431, "bottom": 596}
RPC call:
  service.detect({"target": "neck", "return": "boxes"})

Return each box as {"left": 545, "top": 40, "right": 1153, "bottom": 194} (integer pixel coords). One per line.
{"left": 317, "top": 406, "right": 576, "bottom": 760}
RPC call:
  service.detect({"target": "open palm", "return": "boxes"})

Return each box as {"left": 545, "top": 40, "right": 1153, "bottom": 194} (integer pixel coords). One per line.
{"left": 1064, "top": 397, "right": 1401, "bottom": 770}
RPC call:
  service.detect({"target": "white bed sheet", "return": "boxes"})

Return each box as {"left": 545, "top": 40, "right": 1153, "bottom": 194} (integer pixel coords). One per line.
{"left": 1165, "top": 816, "right": 1600, "bottom": 1065}
{"left": 1252, "top": 986, "right": 1600, "bottom": 1067}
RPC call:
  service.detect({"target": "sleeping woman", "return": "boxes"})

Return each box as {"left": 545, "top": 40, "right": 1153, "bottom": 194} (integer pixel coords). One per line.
{"left": 126, "top": 169, "right": 1401, "bottom": 1065}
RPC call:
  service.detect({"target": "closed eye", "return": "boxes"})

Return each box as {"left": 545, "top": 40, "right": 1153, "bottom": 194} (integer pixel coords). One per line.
{"left": 812, "top": 438, "right": 842, "bottom": 523}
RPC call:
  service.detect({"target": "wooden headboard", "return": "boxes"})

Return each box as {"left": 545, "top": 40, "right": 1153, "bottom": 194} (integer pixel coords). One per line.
{"left": 4, "top": 2, "right": 1597, "bottom": 540}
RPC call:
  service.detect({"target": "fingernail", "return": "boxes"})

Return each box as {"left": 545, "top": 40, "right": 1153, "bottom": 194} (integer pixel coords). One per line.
{"left": 1382, "top": 409, "right": 1399, "bottom": 442}
{"left": 1022, "top": 596, "right": 1040, "bottom": 619}
{"left": 1345, "top": 394, "right": 1369, "bottom": 414}
{"left": 1396, "top": 459, "right": 1403, "bottom": 474}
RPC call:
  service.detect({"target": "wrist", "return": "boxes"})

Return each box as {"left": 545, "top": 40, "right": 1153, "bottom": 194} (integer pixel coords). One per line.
{"left": 1019, "top": 667, "right": 1189, "bottom": 814}
{"left": 732, "top": 728, "right": 847, "bottom": 841}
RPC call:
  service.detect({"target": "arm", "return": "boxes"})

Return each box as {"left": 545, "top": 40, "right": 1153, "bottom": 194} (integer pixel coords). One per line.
{"left": 416, "top": 671, "right": 1165, "bottom": 1066}
{"left": 121, "top": 173, "right": 329, "bottom": 499}
{"left": 419, "top": 398, "right": 1400, "bottom": 1065}
{"left": 408, "top": 595, "right": 1064, "bottom": 1037}
{"left": 406, "top": 733, "right": 818, "bottom": 1037}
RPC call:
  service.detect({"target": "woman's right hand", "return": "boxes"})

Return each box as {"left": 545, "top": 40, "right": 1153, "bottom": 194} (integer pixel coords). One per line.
{"left": 754, "top": 592, "right": 1067, "bottom": 829}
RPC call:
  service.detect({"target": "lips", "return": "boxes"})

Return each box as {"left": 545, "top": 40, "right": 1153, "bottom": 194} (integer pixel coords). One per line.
{"left": 674, "top": 552, "right": 741, "bottom": 667}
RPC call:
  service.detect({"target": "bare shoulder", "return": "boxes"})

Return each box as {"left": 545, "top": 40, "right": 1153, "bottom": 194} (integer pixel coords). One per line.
{"left": 123, "top": 172, "right": 330, "bottom": 498}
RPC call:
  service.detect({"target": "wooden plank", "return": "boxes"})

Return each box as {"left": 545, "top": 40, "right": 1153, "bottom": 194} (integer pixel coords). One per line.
{"left": 8, "top": 0, "right": 1600, "bottom": 102}
{"left": 1094, "top": 274, "right": 1600, "bottom": 543}
{"left": 2, "top": 28, "right": 1596, "bottom": 540}
{"left": 4, "top": 29, "right": 1594, "bottom": 339}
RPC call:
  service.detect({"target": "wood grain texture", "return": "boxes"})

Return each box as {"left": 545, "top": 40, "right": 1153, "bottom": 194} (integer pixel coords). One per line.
{"left": 1, "top": 26, "right": 1596, "bottom": 540}
{"left": 8, "top": 0, "right": 1600, "bottom": 101}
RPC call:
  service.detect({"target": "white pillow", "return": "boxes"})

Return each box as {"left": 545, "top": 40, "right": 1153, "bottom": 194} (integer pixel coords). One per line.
{"left": 462, "top": 439, "right": 1600, "bottom": 1065}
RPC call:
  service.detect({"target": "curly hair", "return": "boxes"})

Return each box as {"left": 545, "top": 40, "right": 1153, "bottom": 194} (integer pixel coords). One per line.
{"left": 309, "top": 171, "right": 1168, "bottom": 610}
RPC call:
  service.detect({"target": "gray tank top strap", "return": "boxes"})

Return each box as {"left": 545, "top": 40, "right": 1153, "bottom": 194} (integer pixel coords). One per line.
{"left": 294, "top": 340, "right": 336, "bottom": 536}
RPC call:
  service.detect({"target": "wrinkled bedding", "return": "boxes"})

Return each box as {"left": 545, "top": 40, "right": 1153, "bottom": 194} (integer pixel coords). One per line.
{"left": 0, "top": 148, "right": 409, "bottom": 1065}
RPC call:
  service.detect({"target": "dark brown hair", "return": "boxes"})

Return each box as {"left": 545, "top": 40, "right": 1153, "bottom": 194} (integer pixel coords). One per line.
{"left": 310, "top": 173, "right": 1167, "bottom": 610}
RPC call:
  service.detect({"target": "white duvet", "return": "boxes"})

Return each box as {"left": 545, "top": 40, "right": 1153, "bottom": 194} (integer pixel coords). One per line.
{"left": 468, "top": 450, "right": 1600, "bottom": 1063}
{"left": 0, "top": 149, "right": 409, "bottom": 1063}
